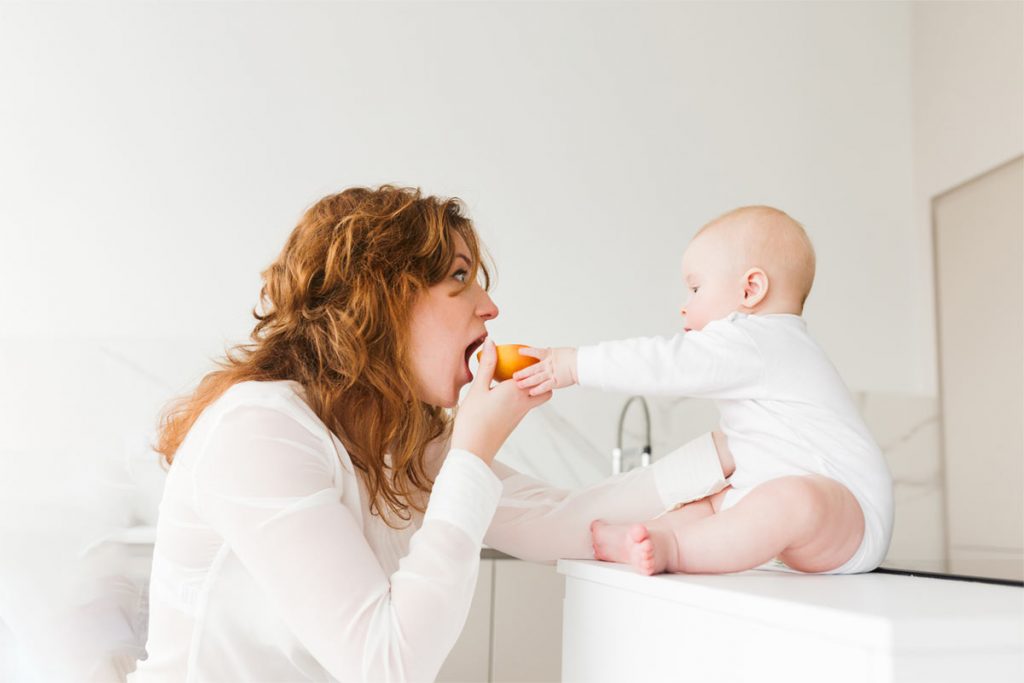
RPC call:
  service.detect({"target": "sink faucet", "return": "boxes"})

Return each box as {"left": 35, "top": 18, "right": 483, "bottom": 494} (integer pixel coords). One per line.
{"left": 612, "top": 395, "right": 652, "bottom": 475}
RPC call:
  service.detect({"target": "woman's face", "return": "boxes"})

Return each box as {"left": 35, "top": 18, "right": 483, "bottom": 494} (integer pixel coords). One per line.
{"left": 407, "top": 235, "right": 498, "bottom": 408}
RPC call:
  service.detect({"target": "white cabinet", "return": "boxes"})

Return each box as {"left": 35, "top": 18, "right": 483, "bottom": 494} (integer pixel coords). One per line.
{"left": 438, "top": 557, "right": 564, "bottom": 683}
{"left": 491, "top": 559, "right": 564, "bottom": 682}
{"left": 559, "top": 559, "right": 1024, "bottom": 683}
{"left": 437, "top": 558, "right": 495, "bottom": 683}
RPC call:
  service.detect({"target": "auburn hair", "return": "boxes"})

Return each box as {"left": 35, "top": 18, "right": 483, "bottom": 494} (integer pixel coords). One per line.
{"left": 155, "top": 185, "right": 491, "bottom": 526}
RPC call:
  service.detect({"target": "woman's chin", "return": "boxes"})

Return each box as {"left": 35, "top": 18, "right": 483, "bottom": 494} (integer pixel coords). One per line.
{"left": 414, "top": 378, "right": 461, "bottom": 408}
{"left": 439, "top": 380, "right": 467, "bottom": 409}
{"left": 447, "top": 380, "right": 471, "bottom": 408}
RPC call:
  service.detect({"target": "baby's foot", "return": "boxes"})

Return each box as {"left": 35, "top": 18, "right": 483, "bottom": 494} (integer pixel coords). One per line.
{"left": 626, "top": 524, "right": 674, "bottom": 576}
{"left": 590, "top": 519, "right": 636, "bottom": 564}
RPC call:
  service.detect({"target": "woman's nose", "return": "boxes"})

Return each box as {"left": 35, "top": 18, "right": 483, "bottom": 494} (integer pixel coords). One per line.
{"left": 478, "top": 290, "right": 499, "bottom": 321}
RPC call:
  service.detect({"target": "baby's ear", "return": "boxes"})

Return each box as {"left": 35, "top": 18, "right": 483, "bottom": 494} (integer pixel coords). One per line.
{"left": 742, "top": 268, "right": 769, "bottom": 308}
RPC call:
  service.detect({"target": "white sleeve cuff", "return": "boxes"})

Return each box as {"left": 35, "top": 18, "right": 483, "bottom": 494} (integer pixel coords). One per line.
{"left": 424, "top": 448, "right": 503, "bottom": 543}
{"left": 575, "top": 344, "right": 603, "bottom": 389}
{"left": 651, "top": 432, "right": 728, "bottom": 509}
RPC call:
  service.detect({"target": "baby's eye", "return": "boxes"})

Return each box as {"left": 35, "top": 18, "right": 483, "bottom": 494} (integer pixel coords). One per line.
{"left": 453, "top": 269, "right": 468, "bottom": 284}
{"left": 690, "top": 286, "right": 699, "bottom": 293}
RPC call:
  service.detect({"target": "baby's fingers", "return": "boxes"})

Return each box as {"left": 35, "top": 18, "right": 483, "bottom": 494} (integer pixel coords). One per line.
{"left": 518, "top": 346, "right": 549, "bottom": 360}
{"left": 516, "top": 371, "right": 550, "bottom": 390}
{"left": 527, "top": 388, "right": 553, "bottom": 406}
{"left": 513, "top": 361, "right": 546, "bottom": 381}
{"left": 528, "top": 379, "right": 556, "bottom": 397}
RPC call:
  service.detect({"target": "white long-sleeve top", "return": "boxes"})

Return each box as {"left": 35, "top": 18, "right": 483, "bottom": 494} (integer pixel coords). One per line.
{"left": 129, "top": 380, "right": 716, "bottom": 683}
{"left": 576, "top": 313, "right": 894, "bottom": 573}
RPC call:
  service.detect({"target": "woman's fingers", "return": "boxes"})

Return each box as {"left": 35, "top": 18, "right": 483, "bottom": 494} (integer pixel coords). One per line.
{"left": 472, "top": 340, "right": 497, "bottom": 392}
{"left": 495, "top": 374, "right": 549, "bottom": 401}
{"left": 498, "top": 378, "right": 552, "bottom": 412}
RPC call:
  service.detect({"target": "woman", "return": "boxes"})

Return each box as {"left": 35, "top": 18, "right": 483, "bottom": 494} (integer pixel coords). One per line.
{"left": 130, "top": 186, "right": 730, "bottom": 682}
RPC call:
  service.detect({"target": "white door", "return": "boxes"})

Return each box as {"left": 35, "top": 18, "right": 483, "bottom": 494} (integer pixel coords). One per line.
{"left": 934, "top": 155, "right": 1024, "bottom": 581}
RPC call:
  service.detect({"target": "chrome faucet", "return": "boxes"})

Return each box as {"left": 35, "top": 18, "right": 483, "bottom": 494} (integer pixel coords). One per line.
{"left": 612, "top": 395, "right": 652, "bottom": 475}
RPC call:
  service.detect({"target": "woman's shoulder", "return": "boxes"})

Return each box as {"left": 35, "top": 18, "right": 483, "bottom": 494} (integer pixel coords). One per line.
{"left": 205, "top": 380, "right": 331, "bottom": 443}
{"left": 181, "top": 380, "right": 354, "bottom": 477}
{"left": 218, "top": 378, "right": 308, "bottom": 407}
{"left": 179, "top": 381, "right": 360, "bottom": 520}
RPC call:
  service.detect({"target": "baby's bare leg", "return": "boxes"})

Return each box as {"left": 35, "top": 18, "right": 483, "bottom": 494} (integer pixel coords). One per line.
{"left": 591, "top": 430, "right": 734, "bottom": 567}
{"left": 591, "top": 496, "right": 716, "bottom": 565}
{"left": 653, "top": 475, "right": 865, "bottom": 574}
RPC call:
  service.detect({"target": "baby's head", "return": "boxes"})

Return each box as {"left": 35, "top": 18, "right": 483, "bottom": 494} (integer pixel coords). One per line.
{"left": 680, "top": 206, "right": 815, "bottom": 331}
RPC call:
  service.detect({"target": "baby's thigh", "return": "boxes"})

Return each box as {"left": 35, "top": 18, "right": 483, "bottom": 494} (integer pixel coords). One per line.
{"left": 656, "top": 489, "right": 723, "bottom": 528}
{"left": 759, "top": 475, "right": 865, "bottom": 573}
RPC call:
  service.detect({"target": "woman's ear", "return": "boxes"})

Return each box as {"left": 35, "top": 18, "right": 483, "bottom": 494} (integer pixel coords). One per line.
{"left": 742, "top": 268, "right": 769, "bottom": 309}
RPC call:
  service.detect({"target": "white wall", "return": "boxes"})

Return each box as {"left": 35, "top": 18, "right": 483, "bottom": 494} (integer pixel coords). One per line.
{"left": 911, "top": 0, "right": 1024, "bottom": 394}
{"left": 0, "top": 0, "right": 930, "bottom": 516}
{"left": 0, "top": 0, "right": 924, "bottom": 505}
{"left": 0, "top": 1, "right": 919, "bottom": 388}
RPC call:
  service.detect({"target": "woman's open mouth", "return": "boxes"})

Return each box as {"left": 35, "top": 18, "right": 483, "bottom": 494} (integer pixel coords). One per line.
{"left": 463, "top": 334, "right": 488, "bottom": 380}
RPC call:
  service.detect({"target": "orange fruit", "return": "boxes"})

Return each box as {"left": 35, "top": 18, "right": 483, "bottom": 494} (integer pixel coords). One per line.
{"left": 477, "top": 343, "right": 539, "bottom": 382}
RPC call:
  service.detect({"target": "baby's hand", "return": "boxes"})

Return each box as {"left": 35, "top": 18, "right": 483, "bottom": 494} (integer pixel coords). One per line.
{"left": 513, "top": 347, "right": 579, "bottom": 396}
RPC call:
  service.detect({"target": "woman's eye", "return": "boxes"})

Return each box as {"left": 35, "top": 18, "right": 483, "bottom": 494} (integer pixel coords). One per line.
{"left": 453, "top": 269, "right": 468, "bottom": 284}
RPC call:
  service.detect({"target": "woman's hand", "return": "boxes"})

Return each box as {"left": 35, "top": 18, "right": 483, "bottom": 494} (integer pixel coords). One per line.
{"left": 452, "top": 340, "right": 551, "bottom": 463}
{"left": 512, "top": 347, "right": 579, "bottom": 396}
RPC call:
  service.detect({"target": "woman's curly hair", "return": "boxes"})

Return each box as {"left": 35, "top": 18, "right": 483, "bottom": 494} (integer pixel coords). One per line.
{"left": 156, "top": 185, "right": 490, "bottom": 526}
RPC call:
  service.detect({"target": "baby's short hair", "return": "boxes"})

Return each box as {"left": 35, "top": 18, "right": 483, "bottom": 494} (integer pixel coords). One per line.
{"left": 698, "top": 206, "right": 816, "bottom": 305}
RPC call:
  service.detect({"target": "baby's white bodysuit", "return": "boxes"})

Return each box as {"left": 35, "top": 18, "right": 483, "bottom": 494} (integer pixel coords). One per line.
{"left": 576, "top": 312, "right": 894, "bottom": 574}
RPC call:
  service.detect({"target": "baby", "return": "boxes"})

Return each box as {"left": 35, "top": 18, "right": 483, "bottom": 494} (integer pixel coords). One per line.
{"left": 515, "top": 206, "right": 893, "bottom": 575}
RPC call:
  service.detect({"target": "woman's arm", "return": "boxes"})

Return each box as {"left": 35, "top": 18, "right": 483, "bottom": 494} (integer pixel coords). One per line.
{"left": 194, "top": 405, "right": 500, "bottom": 682}
{"left": 484, "top": 432, "right": 729, "bottom": 563}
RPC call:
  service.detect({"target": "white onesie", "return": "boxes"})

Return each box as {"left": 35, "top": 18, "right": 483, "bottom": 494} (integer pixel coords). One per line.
{"left": 576, "top": 312, "right": 894, "bottom": 574}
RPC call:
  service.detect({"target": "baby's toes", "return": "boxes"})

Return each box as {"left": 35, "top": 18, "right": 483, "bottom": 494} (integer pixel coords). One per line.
{"left": 641, "top": 540, "right": 653, "bottom": 561}
{"left": 643, "top": 540, "right": 657, "bottom": 573}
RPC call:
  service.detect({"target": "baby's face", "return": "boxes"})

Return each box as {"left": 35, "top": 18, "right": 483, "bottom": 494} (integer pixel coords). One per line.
{"left": 679, "top": 234, "right": 745, "bottom": 331}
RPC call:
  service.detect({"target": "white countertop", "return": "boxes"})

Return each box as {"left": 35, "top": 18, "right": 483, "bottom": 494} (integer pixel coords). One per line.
{"left": 557, "top": 559, "right": 1024, "bottom": 653}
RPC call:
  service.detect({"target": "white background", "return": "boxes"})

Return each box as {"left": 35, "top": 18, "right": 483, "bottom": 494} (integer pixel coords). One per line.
{"left": 0, "top": 2, "right": 938, "bottom": 389}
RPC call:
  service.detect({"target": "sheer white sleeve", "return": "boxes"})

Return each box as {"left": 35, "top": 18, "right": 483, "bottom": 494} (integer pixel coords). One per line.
{"left": 485, "top": 433, "right": 726, "bottom": 563}
{"left": 576, "top": 322, "right": 766, "bottom": 399}
{"left": 192, "top": 405, "right": 501, "bottom": 682}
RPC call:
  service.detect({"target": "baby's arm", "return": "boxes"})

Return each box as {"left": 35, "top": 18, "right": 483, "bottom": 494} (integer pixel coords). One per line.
{"left": 516, "top": 326, "right": 764, "bottom": 399}
{"left": 513, "top": 347, "right": 578, "bottom": 396}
